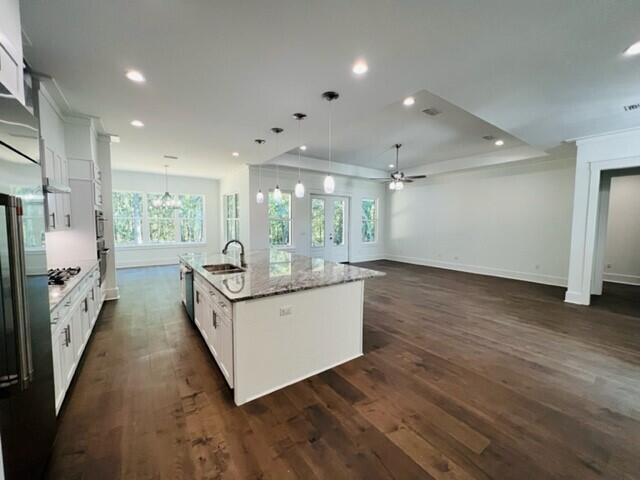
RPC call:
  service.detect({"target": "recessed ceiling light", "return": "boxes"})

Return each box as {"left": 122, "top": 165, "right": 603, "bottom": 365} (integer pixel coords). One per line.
{"left": 299, "top": 145, "right": 307, "bottom": 151}
{"left": 388, "top": 164, "right": 395, "bottom": 168}
{"left": 232, "top": 151, "right": 240, "bottom": 157}
{"left": 494, "top": 139, "right": 505, "bottom": 146}
{"left": 403, "top": 96, "right": 415, "bottom": 106}
{"left": 352, "top": 60, "right": 368, "bottom": 75}
{"left": 109, "top": 135, "right": 120, "bottom": 143}
{"left": 624, "top": 40, "right": 640, "bottom": 56}
{"left": 125, "top": 70, "right": 146, "bottom": 83}
{"left": 130, "top": 120, "right": 144, "bottom": 128}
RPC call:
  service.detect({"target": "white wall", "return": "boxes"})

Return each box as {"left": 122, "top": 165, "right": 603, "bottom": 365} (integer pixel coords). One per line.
{"left": 111, "top": 170, "right": 220, "bottom": 268}
{"left": 386, "top": 155, "right": 576, "bottom": 285}
{"left": 604, "top": 174, "right": 640, "bottom": 286}
{"left": 248, "top": 165, "right": 387, "bottom": 262}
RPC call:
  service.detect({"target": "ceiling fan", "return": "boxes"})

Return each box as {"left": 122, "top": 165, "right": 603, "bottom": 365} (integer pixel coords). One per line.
{"left": 369, "top": 143, "right": 426, "bottom": 190}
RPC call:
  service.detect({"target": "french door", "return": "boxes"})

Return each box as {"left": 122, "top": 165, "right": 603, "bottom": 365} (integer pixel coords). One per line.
{"left": 309, "top": 194, "right": 349, "bottom": 263}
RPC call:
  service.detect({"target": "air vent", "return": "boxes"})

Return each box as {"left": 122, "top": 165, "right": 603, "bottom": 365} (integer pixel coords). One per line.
{"left": 163, "top": 155, "right": 178, "bottom": 160}
{"left": 624, "top": 103, "right": 640, "bottom": 112}
{"left": 422, "top": 107, "right": 441, "bottom": 116}
{"left": 482, "top": 135, "right": 496, "bottom": 141}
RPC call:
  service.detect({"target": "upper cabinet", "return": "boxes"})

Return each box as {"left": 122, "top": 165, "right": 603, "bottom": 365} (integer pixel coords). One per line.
{"left": 65, "top": 116, "right": 103, "bottom": 209}
{"left": 0, "top": 0, "right": 25, "bottom": 104}
{"left": 37, "top": 83, "right": 72, "bottom": 231}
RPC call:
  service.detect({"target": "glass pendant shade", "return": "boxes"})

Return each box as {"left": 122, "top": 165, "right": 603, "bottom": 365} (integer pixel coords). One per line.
{"left": 294, "top": 180, "right": 305, "bottom": 198}
{"left": 388, "top": 181, "right": 396, "bottom": 191}
{"left": 323, "top": 175, "right": 335, "bottom": 194}
{"left": 153, "top": 165, "right": 181, "bottom": 208}
{"left": 256, "top": 189, "right": 264, "bottom": 204}
{"left": 273, "top": 185, "right": 283, "bottom": 203}
{"left": 395, "top": 180, "right": 404, "bottom": 191}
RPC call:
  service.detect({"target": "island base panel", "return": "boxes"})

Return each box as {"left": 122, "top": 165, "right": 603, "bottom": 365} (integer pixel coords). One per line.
{"left": 233, "top": 280, "right": 364, "bottom": 405}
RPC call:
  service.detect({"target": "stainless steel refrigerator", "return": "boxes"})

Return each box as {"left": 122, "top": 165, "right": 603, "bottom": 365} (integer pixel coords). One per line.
{"left": 0, "top": 92, "right": 56, "bottom": 477}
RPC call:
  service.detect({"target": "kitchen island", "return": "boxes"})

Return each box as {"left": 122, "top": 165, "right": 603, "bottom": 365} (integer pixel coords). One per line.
{"left": 179, "top": 249, "right": 383, "bottom": 405}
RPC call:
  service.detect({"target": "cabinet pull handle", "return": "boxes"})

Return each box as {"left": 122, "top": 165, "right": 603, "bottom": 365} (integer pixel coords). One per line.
{"left": 50, "top": 212, "right": 56, "bottom": 229}
{"left": 91, "top": 289, "right": 95, "bottom": 301}
{"left": 212, "top": 310, "right": 217, "bottom": 329}
{"left": 84, "top": 298, "right": 88, "bottom": 312}
{"left": 66, "top": 214, "right": 71, "bottom": 228}
{"left": 64, "top": 326, "right": 70, "bottom": 347}
{"left": 196, "top": 291, "right": 200, "bottom": 304}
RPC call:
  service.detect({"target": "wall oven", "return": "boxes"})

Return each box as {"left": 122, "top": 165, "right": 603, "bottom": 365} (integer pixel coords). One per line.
{"left": 97, "top": 239, "right": 110, "bottom": 285}
{"left": 95, "top": 210, "right": 105, "bottom": 240}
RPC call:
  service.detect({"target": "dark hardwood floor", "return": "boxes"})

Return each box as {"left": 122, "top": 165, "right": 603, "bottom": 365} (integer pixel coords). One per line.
{"left": 46, "top": 261, "right": 640, "bottom": 479}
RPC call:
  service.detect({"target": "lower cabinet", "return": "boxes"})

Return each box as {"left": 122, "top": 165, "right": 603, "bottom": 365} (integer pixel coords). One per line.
{"left": 50, "top": 265, "right": 104, "bottom": 414}
{"left": 192, "top": 274, "right": 234, "bottom": 388}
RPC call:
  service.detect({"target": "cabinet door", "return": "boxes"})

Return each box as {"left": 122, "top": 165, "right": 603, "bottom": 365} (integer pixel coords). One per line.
{"left": 51, "top": 326, "right": 66, "bottom": 412}
{"left": 70, "top": 304, "right": 84, "bottom": 360}
{"left": 80, "top": 295, "right": 91, "bottom": 343}
{"left": 218, "top": 315, "right": 233, "bottom": 387}
{"left": 43, "top": 146, "right": 56, "bottom": 184}
{"left": 62, "top": 323, "right": 76, "bottom": 388}
{"left": 206, "top": 300, "right": 218, "bottom": 358}
{"left": 61, "top": 194, "right": 72, "bottom": 229}
{"left": 46, "top": 193, "right": 58, "bottom": 231}
{"left": 88, "top": 281, "right": 97, "bottom": 328}
{"left": 194, "top": 284, "right": 205, "bottom": 335}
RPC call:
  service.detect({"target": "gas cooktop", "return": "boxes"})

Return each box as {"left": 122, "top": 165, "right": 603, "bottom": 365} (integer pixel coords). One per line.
{"left": 48, "top": 267, "right": 81, "bottom": 286}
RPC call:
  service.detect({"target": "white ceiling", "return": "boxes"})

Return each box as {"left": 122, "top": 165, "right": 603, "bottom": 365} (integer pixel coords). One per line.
{"left": 20, "top": 0, "right": 640, "bottom": 179}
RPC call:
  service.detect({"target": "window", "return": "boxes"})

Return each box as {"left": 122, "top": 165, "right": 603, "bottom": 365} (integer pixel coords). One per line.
{"left": 147, "top": 194, "right": 177, "bottom": 243}
{"left": 333, "top": 199, "right": 345, "bottom": 246}
{"left": 113, "top": 192, "right": 143, "bottom": 245}
{"left": 223, "top": 194, "right": 239, "bottom": 242}
{"left": 311, "top": 198, "right": 324, "bottom": 247}
{"left": 112, "top": 191, "right": 204, "bottom": 246}
{"left": 268, "top": 191, "right": 292, "bottom": 246}
{"left": 361, "top": 198, "right": 377, "bottom": 243}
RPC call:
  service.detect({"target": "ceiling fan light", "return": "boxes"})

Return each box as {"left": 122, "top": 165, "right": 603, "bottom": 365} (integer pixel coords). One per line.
{"left": 395, "top": 180, "right": 404, "bottom": 191}
{"left": 389, "top": 181, "right": 396, "bottom": 191}
{"left": 295, "top": 180, "right": 305, "bottom": 198}
{"left": 323, "top": 175, "right": 335, "bottom": 194}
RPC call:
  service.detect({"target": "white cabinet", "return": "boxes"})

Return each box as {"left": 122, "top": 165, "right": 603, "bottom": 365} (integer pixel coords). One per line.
{"left": 191, "top": 272, "right": 234, "bottom": 388}
{"left": 50, "top": 264, "right": 104, "bottom": 414}
{"left": 0, "top": 0, "right": 24, "bottom": 103}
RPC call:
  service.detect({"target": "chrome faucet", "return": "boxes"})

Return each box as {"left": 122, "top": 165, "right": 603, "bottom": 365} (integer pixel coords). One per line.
{"left": 222, "top": 239, "right": 246, "bottom": 267}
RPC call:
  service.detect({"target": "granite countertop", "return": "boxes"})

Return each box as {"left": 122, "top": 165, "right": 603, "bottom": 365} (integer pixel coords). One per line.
{"left": 48, "top": 260, "right": 99, "bottom": 311}
{"left": 180, "top": 249, "right": 384, "bottom": 303}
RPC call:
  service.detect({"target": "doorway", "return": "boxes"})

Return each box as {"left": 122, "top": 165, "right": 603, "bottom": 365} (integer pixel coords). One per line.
{"left": 309, "top": 194, "right": 349, "bottom": 262}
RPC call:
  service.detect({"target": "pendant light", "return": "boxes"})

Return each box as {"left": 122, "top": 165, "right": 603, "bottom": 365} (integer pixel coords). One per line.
{"left": 292, "top": 112, "right": 307, "bottom": 198}
{"left": 271, "top": 127, "right": 283, "bottom": 203}
{"left": 322, "top": 91, "right": 339, "bottom": 194}
{"left": 152, "top": 164, "right": 181, "bottom": 208}
{"left": 255, "top": 138, "right": 266, "bottom": 204}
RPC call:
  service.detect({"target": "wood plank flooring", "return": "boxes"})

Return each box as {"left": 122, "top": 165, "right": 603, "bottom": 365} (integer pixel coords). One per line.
{"left": 46, "top": 261, "right": 640, "bottom": 479}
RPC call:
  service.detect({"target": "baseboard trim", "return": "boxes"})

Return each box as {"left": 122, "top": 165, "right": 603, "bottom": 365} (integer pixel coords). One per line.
{"left": 384, "top": 254, "right": 568, "bottom": 287}
{"left": 105, "top": 287, "right": 120, "bottom": 301}
{"left": 603, "top": 272, "right": 640, "bottom": 286}
{"left": 564, "top": 290, "right": 589, "bottom": 305}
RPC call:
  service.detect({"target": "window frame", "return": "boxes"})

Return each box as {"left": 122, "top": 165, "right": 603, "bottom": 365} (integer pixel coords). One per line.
{"left": 361, "top": 198, "right": 378, "bottom": 244}
{"left": 223, "top": 193, "right": 240, "bottom": 243}
{"left": 112, "top": 190, "right": 206, "bottom": 247}
{"left": 268, "top": 190, "right": 293, "bottom": 247}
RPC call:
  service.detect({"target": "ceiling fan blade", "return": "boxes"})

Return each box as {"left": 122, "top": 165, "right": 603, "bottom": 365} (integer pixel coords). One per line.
{"left": 405, "top": 175, "right": 427, "bottom": 179}
{"left": 368, "top": 177, "right": 392, "bottom": 181}
{"left": 403, "top": 179, "right": 414, "bottom": 183}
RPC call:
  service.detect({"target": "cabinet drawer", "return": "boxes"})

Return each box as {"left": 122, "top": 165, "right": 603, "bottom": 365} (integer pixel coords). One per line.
{"left": 208, "top": 287, "right": 232, "bottom": 319}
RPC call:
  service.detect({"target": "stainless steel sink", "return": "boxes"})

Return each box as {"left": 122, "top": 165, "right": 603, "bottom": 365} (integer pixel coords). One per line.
{"left": 202, "top": 263, "right": 245, "bottom": 274}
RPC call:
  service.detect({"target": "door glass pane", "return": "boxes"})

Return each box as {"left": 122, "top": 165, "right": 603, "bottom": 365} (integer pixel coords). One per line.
{"left": 333, "top": 200, "right": 345, "bottom": 246}
{"left": 311, "top": 198, "right": 325, "bottom": 247}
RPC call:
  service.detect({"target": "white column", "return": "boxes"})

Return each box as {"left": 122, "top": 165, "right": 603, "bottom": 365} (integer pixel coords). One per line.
{"left": 97, "top": 136, "right": 119, "bottom": 300}
{"left": 565, "top": 161, "right": 593, "bottom": 304}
